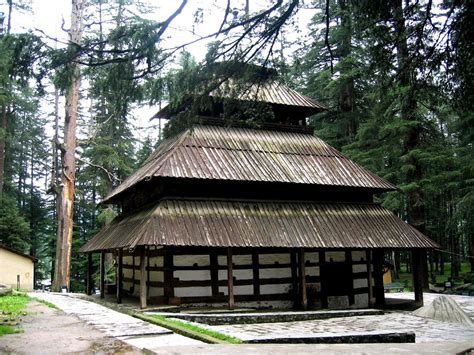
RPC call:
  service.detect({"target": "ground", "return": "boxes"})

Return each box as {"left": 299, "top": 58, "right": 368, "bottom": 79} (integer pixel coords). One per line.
{"left": 0, "top": 300, "right": 140, "bottom": 354}
{"left": 0, "top": 292, "right": 473, "bottom": 354}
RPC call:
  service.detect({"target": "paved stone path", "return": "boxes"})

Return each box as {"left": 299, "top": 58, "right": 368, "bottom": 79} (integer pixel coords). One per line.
{"left": 203, "top": 293, "right": 474, "bottom": 343}
{"left": 31, "top": 292, "right": 202, "bottom": 352}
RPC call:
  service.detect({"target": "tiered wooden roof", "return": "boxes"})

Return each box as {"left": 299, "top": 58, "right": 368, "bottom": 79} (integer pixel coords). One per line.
{"left": 102, "top": 124, "right": 396, "bottom": 204}
{"left": 81, "top": 199, "right": 438, "bottom": 252}
{"left": 82, "top": 72, "right": 437, "bottom": 254}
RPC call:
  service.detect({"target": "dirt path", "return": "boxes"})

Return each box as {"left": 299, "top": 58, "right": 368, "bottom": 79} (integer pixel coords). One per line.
{"left": 0, "top": 300, "right": 141, "bottom": 354}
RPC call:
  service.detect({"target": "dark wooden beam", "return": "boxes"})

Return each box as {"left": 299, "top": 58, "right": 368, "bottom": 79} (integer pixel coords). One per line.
{"left": 290, "top": 250, "right": 297, "bottom": 301}
{"left": 412, "top": 249, "right": 424, "bottom": 306}
{"left": 86, "top": 252, "right": 93, "bottom": 296}
{"left": 147, "top": 249, "right": 151, "bottom": 298}
{"left": 163, "top": 248, "right": 174, "bottom": 303}
{"left": 131, "top": 254, "right": 135, "bottom": 294}
{"left": 345, "top": 250, "right": 354, "bottom": 305}
{"left": 139, "top": 246, "right": 147, "bottom": 309}
{"left": 372, "top": 249, "right": 385, "bottom": 308}
{"left": 210, "top": 253, "right": 219, "bottom": 296}
{"left": 366, "top": 250, "right": 374, "bottom": 306}
{"left": 100, "top": 250, "right": 105, "bottom": 299}
{"left": 117, "top": 248, "right": 123, "bottom": 304}
{"left": 252, "top": 252, "right": 260, "bottom": 296}
{"left": 319, "top": 251, "right": 328, "bottom": 308}
{"left": 298, "top": 248, "right": 307, "bottom": 310}
{"left": 227, "top": 247, "right": 234, "bottom": 310}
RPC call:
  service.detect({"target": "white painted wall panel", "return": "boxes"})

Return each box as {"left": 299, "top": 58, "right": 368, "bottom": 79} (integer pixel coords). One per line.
{"left": 260, "top": 268, "right": 291, "bottom": 279}
{"left": 353, "top": 278, "right": 368, "bottom": 289}
{"left": 174, "top": 255, "right": 209, "bottom": 267}
{"left": 174, "top": 270, "right": 210, "bottom": 281}
{"left": 325, "top": 251, "right": 345, "bottom": 262}
{"left": 175, "top": 286, "right": 212, "bottom": 297}
{"left": 352, "top": 251, "right": 366, "bottom": 261}
{"left": 260, "top": 283, "right": 291, "bottom": 295}
{"left": 305, "top": 252, "right": 319, "bottom": 263}
{"left": 352, "top": 264, "right": 367, "bottom": 273}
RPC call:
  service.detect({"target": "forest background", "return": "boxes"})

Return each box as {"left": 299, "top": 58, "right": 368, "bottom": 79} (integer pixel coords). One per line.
{"left": 0, "top": 0, "right": 472, "bottom": 291}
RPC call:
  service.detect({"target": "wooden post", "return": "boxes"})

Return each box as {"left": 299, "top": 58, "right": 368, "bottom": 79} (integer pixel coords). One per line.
{"left": 227, "top": 247, "right": 234, "bottom": 310}
{"left": 163, "top": 248, "right": 174, "bottom": 303}
{"left": 210, "top": 253, "right": 219, "bottom": 297}
{"left": 139, "top": 246, "right": 147, "bottom": 309}
{"left": 86, "top": 252, "right": 93, "bottom": 295}
{"left": 298, "top": 248, "right": 307, "bottom": 310}
{"left": 345, "top": 250, "right": 354, "bottom": 305}
{"left": 131, "top": 254, "right": 135, "bottom": 294}
{"left": 100, "top": 250, "right": 105, "bottom": 299}
{"left": 319, "top": 251, "right": 328, "bottom": 308}
{"left": 372, "top": 249, "right": 385, "bottom": 308}
{"left": 367, "top": 250, "right": 374, "bottom": 306}
{"left": 290, "top": 250, "right": 298, "bottom": 301}
{"left": 252, "top": 252, "right": 260, "bottom": 296}
{"left": 117, "top": 248, "right": 123, "bottom": 304}
{"left": 412, "top": 249, "right": 424, "bottom": 306}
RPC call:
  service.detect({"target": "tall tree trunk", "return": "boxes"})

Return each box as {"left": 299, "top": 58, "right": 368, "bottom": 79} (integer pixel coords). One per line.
{"left": 7, "top": 0, "right": 12, "bottom": 34}
{"left": 0, "top": 106, "right": 6, "bottom": 197}
{"left": 338, "top": 0, "right": 356, "bottom": 141}
{"left": 392, "top": 0, "right": 428, "bottom": 289}
{"left": 52, "top": 0, "right": 84, "bottom": 292}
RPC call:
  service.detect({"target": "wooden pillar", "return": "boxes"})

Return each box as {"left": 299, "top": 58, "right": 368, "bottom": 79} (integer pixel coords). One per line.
{"left": 86, "top": 252, "right": 93, "bottom": 295}
{"left": 117, "top": 248, "right": 123, "bottom": 304}
{"left": 210, "top": 253, "right": 219, "bottom": 297}
{"left": 412, "top": 249, "right": 424, "bottom": 306}
{"left": 298, "top": 248, "right": 307, "bottom": 310}
{"left": 252, "top": 252, "right": 260, "bottom": 296}
{"left": 372, "top": 249, "right": 385, "bottom": 308}
{"left": 139, "top": 246, "right": 147, "bottom": 309}
{"left": 131, "top": 254, "right": 135, "bottom": 294}
{"left": 367, "top": 250, "right": 374, "bottom": 306}
{"left": 227, "top": 247, "right": 234, "bottom": 310}
{"left": 319, "top": 251, "right": 328, "bottom": 309}
{"left": 290, "top": 250, "right": 298, "bottom": 301}
{"left": 345, "top": 250, "right": 354, "bottom": 305}
{"left": 163, "top": 248, "right": 174, "bottom": 303}
{"left": 100, "top": 250, "right": 105, "bottom": 299}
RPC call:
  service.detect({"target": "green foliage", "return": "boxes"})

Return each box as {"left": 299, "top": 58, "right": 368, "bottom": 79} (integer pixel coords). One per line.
{"left": 0, "top": 293, "right": 29, "bottom": 336}
{"left": 0, "top": 196, "right": 30, "bottom": 252}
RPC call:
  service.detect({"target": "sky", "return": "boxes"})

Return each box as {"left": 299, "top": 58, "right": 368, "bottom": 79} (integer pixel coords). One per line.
{"left": 0, "top": 0, "right": 315, "bottom": 144}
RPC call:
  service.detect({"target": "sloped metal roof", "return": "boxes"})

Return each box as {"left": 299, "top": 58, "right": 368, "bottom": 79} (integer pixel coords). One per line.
{"left": 80, "top": 199, "right": 438, "bottom": 252}
{"left": 153, "top": 79, "right": 327, "bottom": 119}
{"left": 210, "top": 79, "right": 327, "bottom": 110}
{"left": 102, "top": 125, "right": 396, "bottom": 204}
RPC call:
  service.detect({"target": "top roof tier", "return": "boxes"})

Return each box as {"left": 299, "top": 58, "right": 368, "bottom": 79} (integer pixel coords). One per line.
{"left": 154, "top": 67, "right": 327, "bottom": 122}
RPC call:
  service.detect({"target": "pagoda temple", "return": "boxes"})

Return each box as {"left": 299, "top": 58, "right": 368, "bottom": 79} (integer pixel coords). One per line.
{"left": 81, "top": 68, "right": 437, "bottom": 310}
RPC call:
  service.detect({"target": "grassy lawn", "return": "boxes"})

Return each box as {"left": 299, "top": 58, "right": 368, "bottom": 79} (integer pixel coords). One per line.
{"left": 395, "top": 262, "right": 472, "bottom": 290}
{"left": 136, "top": 313, "right": 242, "bottom": 344}
{"left": 0, "top": 294, "right": 29, "bottom": 336}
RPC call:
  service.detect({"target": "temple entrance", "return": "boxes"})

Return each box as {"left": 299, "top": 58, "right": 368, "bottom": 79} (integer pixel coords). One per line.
{"left": 320, "top": 253, "right": 353, "bottom": 309}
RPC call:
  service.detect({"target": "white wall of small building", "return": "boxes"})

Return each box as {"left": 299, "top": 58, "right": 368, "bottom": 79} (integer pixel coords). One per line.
{"left": 0, "top": 247, "right": 34, "bottom": 291}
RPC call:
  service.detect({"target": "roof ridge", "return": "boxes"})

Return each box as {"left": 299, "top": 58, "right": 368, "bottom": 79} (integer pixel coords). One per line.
{"left": 159, "top": 196, "right": 379, "bottom": 205}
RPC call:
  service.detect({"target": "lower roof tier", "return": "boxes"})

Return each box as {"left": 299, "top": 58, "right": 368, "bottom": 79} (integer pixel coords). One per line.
{"left": 80, "top": 198, "right": 438, "bottom": 252}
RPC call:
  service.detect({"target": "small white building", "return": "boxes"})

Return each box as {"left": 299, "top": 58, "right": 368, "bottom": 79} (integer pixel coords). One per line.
{"left": 0, "top": 244, "right": 35, "bottom": 291}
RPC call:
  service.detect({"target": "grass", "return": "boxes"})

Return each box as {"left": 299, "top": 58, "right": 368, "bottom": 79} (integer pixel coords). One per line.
{"left": 30, "top": 297, "right": 61, "bottom": 311}
{"left": 0, "top": 293, "right": 30, "bottom": 337}
{"left": 395, "top": 262, "right": 472, "bottom": 290}
{"left": 135, "top": 313, "right": 243, "bottom": 344}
